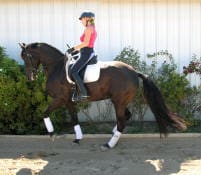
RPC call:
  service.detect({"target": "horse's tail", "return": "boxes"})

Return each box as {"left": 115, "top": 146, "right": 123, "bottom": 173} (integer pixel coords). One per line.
{"left": 137, "top": 72, "right": 187, "bottom": 136}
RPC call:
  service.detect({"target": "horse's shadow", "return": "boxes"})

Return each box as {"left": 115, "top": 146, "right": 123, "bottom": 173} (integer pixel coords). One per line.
{"left": 1, "top": 136, "right": 201, "bottom": 175}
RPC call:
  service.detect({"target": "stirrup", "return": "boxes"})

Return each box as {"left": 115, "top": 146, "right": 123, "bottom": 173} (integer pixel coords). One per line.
{"left": 72, "top": 94, "right": 89, "bottom": 102}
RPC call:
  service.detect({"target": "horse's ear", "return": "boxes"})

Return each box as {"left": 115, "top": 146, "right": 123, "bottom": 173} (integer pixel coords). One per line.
{"left": 66, "top": 43, "right": 71, "bottom": 48}
{"left": 19, "top": 43, "right": 26, "bottom": 49}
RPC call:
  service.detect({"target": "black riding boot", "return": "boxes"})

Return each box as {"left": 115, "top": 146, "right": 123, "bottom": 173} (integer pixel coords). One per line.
{"left": 71, "top": 72, "right": 89, "bottom": 102}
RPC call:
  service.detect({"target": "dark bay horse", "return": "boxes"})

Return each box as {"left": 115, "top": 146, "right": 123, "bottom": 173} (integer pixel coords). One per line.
{"left": 19, "top": 42, "right": 187, "bottom": 150}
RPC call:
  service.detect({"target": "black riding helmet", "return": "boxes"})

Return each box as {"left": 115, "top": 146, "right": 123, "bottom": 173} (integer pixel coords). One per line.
{"left": 79, "top": 12, "right": 95, "bottom": 20}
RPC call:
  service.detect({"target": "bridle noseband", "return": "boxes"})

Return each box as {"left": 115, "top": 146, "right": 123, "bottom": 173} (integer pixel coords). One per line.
{"left": 23, "top": 49, "right": 37, "bottom": 74}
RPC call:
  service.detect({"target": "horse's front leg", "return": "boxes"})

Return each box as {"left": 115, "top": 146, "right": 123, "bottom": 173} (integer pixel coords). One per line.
{"left": 67, "top": 103, "right": 83, "bottom": 144}
{"left": 43, "top": 98, "right": 63, "bottom": 138}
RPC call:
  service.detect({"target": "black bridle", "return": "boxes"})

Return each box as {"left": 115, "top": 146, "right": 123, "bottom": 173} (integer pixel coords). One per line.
{"left": 23, "top": 49, "right": 37, "bottom": 75}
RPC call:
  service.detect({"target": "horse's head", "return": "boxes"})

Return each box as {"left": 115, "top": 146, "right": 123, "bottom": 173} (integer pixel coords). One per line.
{"left": 19, "top": 43, "right": 41, "bottom": 81}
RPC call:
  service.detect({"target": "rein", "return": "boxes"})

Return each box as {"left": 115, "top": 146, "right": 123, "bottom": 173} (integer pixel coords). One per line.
{"left": 24, "top": 50, "right": 37, "bottom": 74}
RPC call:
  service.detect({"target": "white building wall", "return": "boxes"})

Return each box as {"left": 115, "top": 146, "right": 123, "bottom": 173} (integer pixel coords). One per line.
{"left": 0, "top": 0, "right": 200, "bottom": 85}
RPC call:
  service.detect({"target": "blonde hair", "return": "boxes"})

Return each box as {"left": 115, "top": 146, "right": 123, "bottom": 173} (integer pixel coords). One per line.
{"left": 86, "top": 17, "right": 95, "bottom": 26}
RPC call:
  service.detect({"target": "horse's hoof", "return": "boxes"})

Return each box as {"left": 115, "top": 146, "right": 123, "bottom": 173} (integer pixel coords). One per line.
{"left": 100, "top": 143, "right": 111, "bottom": 151}
{"left": 72, "top": 139, "right": 80, "bottom": 145}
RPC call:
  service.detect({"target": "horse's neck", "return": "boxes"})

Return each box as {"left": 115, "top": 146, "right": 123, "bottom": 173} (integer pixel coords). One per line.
{"left": 41, "top": 55, "right": 64, "bottom": 79}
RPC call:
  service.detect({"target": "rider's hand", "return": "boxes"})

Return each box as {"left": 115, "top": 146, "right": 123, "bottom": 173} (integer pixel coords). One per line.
{"left": 67, "top": 47, "right": 75, "bottom": 54}
{"left": 71, "top": 50, "right": 79, "bottom": 56}
{"left": 71, "top": 50, "right": 80, "bottom": 60}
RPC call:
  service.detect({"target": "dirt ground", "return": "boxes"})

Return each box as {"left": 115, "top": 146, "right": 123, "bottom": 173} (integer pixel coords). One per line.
{"left": 0, "top": 135, "right": 201, "bottom": 175}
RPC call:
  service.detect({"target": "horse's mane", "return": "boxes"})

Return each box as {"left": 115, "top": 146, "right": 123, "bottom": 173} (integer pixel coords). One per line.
{"left": 27, "top": 42, "right": 65, "bottom": 58}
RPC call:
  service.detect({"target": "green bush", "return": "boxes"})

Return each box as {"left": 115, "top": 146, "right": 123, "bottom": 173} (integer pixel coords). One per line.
{"left": 115, "top": 47, "right": 197, "bottom": 123}
{"left": 148, "top": 51, "right": 193, "bottom": 114}
{"left": 183, "top": 55, "right": 201, "bottom": 122}
{"left": 0, "top": 47, "right": 68, "bottom": 134}
{"left": 183, "top": 55, "right": 201, "bottom": 76}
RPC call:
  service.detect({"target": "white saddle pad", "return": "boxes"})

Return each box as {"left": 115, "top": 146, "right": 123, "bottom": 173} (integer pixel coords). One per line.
{"left": 66, "top": 61, "right": 101, "bottom": 84}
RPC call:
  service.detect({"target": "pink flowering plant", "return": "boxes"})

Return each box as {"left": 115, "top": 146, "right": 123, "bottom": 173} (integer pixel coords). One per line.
{"left": 183, "top": 55, "right": 201, "bottom": 77}
{"left": 183, "top": 55, "right": 201, "bottom": 123}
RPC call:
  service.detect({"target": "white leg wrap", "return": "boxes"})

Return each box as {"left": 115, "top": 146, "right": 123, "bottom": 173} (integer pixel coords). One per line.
{"left": 74, "top": 124, "right": 83, "bottom": 140}
{"left": 44, "top": 117, "right": 54, "bottom": 133}
{"left": 108, "top": 131, "right": 122, "bottom": 148}
{"left": 112, "top": 125, "right": 117, "bottom": 134}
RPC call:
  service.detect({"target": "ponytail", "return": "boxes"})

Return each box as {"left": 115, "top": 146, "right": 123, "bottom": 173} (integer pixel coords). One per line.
{"left": 86, "top": 17, "right": 95, "bottom": 26}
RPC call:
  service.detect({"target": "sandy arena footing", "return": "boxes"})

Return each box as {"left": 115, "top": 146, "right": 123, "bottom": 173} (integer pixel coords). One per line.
{"left": 0, "top": 134, "right": 201, "bottom": 175}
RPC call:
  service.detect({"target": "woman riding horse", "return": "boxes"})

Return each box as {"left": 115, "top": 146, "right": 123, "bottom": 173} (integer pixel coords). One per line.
{"left": 19, "top": 42, "right": 187, "bottom": 150}
{"left": 67, "top": 12, "right": 97, "bottom": 102}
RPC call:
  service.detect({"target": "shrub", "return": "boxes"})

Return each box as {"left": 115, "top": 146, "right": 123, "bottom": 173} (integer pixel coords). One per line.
{"left": 183, "top": 55, "right": 201, "bottom": 76}
{"left": 0, "top": 47, "right": 68, "bottom": 134}
{"left": 183, "top": 55, "right": 201, "bottom": 122}
{"left": 115, "top": 48, "right": 196, "bottom": 123}
{"left": 148, "top": 51, "right": 193, "bottom": 114}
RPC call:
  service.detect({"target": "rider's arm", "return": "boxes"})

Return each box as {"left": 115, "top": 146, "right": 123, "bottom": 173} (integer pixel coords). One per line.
{"left": 74, "top": 28, "right": 92, "bottom": 50}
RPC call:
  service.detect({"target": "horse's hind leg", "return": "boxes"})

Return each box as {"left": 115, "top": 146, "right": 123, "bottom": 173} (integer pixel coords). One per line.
{"left": 102, "top": 104, "right": 127, "bottom": 150}
{"left": 112, "top": 108, "right": 131, "bottom": 134}
{"left": 125, "top": 108, "right": 132, "bottom": 120}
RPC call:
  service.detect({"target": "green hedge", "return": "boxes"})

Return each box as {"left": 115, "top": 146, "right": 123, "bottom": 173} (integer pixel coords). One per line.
{"left": 115, "top": 48, "right": 201, "bottom": 124}
{"left": 0, "top": 47, "right": 67, "bottom": 134}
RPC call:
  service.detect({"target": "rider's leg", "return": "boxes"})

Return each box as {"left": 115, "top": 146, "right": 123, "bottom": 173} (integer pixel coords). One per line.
{"left": 71, "top": 72, "right": 88, "bottom": 98}
{"left": 70, "top": 48, "right": 93, "bottom": 101}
